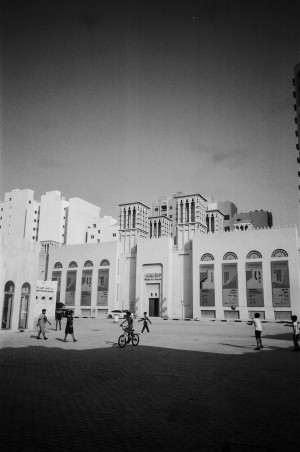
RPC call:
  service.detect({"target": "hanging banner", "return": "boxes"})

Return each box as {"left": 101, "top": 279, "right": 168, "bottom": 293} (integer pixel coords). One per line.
{"left": 271, "top": 261, "right": 291, "bottom": 307}
{"left": 246, "top": 262, "right": 264, "bottom": 307}
{"left": 52, "top": 271, "right": 61, "bottom": 303}
{"left": 35, "top": 280, "right": 57, "bottom": 317}
{"left": 65, "top": 270, "right": 77, "bottom": 306}
{"left": 81, "top": 270, "right": 92, "bottom": 306}
{"left": 200, "top": 264, "right": 215, "bottom": 306}
{"left": 222, "top": 263, "right": 238, "bottom": 307}
{"left": 97, "top": 269, "right": 109, "bottom": 306}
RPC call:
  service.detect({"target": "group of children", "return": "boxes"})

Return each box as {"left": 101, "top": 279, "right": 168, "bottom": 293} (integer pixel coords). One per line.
{"left": 37, "top": 308, "right": 299, "bottom": 352}
{"left": 36, "top": 308, "right": 77, "bottom": 342}
{"left": 248, "top": 312, "right": 300, "bottom": 352}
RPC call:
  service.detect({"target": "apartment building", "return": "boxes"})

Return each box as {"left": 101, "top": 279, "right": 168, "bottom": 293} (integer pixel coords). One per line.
{"left": 0, "top": 189, "right": 40, "bottom": 241}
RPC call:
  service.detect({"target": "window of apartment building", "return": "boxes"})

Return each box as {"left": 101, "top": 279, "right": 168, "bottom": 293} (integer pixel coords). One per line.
{"left": 29, "top": 200, "right": 31, "bottom": 204}
{"left": 34, "top": 219, "right": 36, "bottom": 222}
{"left": 113, "top": 233, "right": 116, "bottom": 237}
{"left": 93, "top": 224, "right": 96, "bottom": 227}
{"left": 224, "top": 227, "right": 230, "bottom": 231}
{"left": 170, "top": 206, "right": 173, "bottom": 209}
{"left": 33, "top": 228, "right": 35, "bottom": 231}
{"left": 98, "top": 230, "right": 100, "bottom": 233}
{"left": 91, "top": 235, "right": 94, "bottom": 239}
{"left": 224, "top": 215, "right": 230, "bottom": 220}
{"left": 155, "top": 208, "right": 158, "bottom": 212}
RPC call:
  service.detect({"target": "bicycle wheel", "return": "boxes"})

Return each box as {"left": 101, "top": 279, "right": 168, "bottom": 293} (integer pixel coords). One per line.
{"left": 118, "top": 334, "right": 126, "bottom": 348}
{"left": 132, "top": 334, "right": 139, "bottom": 346}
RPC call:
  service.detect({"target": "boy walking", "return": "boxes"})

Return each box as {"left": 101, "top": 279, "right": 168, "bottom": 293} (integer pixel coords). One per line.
{"left": 139, "top": 312, "right": 152, "bottom": 334}
{"left": 249, "top": 313, "right": 263, "bottom": 350}
{"left": 63, "top": 310, "right": 77, "bottom": 342}
{"left": 37, "top": 309, "right": 51, "bottom": 340}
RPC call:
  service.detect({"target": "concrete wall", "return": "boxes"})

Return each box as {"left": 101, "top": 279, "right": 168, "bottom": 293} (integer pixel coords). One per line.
{"left": 0, "top": 235, "right": 40, "bottom": 331}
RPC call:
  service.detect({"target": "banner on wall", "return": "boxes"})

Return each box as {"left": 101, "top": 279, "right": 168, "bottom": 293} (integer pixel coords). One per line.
{"left": 222, "top": 263, "right": 238, "bottom": 307}
{"left": 34, "top": 280, "right": 57, "bottom": 317}
{"left": 200, "top": 264, "right": 215, "bottom": 306}
{"left": 246, "top": 262, "right": 264, "bottom": 307}
{"left": 97, "top": 269, "right": 109, "bottom": 306}
{"left": 51, "top": 271, "right": 61, "bottom": 303}
{"left": 81, "top": 270, "right": 92, "bottom": 306}
{"left": 271, "top": 261, "right": 291, "bottom": 307}
{"left": 65, "top": 270, "right": 77, "bottom": 306}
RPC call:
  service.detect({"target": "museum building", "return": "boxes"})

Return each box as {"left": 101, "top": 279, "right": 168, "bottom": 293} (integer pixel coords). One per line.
{"left": 45, "top": 200, "right": 300, "bottom": 323}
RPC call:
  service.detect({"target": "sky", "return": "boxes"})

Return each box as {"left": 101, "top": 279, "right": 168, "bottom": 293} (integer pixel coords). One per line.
{"left": 1, "top": 0, "right": 300, "bottom": 226}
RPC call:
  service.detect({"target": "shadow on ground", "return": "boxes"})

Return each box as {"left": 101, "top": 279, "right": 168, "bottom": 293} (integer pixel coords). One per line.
{"left": 0, "top": 343, "right": 299, "bottom": 452}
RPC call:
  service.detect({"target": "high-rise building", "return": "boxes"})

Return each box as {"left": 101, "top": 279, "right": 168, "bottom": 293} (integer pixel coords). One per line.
{"left": 87, "top": 216, "right": 119, "bottom": 244}
{"left": 293, "top": 62, "right": 300, "bottom": 225}
{"left": 38, "top": 191, "right": 69, "bottom": 245}
{"left": 0, "top": 189, "right": 40, "bottom": 241}
{"left": 66, "top": 197, "right": 101, "bottom": 245}
{"left": 232, "top": 210, "right": 273, "bottom": 230}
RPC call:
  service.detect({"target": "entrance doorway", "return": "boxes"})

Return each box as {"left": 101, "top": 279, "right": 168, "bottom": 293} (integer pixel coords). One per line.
{"left": 149, "top": 298, "right": 159, "bottom": 317}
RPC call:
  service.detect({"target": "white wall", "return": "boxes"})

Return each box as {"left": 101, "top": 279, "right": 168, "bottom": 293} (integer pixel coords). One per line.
{"left": 66, "top": 197, "right": 100, "bottom": 245}
{"left": 39, "top": 191, "right": 68, "bottom": 244}
{"left": 0, "top": 235, "right": 40, "bottom": 331}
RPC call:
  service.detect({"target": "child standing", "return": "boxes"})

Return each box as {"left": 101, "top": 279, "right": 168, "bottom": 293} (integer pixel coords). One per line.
{"left": 291, "top": 315, "right": 300, "bottom": 352}
{"left": 139, "top": 312, "right": 152, "bottom": 334}
{"left": 249, "top": 313, "right": 263, "bottom": 350}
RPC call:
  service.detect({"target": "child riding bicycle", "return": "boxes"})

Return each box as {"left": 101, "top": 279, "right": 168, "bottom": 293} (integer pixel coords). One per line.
{"left": 120, "top": 311, "right": 134, "bottom": 339}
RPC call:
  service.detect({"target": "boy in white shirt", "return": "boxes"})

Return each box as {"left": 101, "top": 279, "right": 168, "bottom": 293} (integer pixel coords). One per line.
{"left": 249, "top": 312, "right": 263, "bottom": 350}
{"left": 291, "top": 315, "right": 300, "bottom": 352}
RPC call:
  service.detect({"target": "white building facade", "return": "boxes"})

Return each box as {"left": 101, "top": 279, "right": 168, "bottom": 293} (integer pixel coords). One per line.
{"left": 44, "top": 223, "right": 300, "bottom": 322}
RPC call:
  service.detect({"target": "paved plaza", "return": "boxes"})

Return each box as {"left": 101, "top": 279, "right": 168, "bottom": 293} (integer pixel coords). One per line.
{"left": 0, "top": 318, "right": 299, "bottom": 452}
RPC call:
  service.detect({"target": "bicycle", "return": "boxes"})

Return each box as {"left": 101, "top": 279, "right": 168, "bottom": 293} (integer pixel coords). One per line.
{"left": 118, "top": 326, "right": 140, "bottom": 348}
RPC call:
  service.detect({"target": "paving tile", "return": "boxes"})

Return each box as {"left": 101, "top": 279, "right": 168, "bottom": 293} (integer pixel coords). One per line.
{"left": 0, "top": 319, "right": 299, "bottom": 451}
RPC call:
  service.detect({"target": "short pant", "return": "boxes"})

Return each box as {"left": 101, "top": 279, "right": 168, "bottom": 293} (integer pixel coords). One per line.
{"left": 255, "top": 330, "right": 262, "bottom": 338}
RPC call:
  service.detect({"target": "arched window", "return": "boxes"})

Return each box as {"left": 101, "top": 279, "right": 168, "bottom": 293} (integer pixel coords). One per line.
{"left": 246, "top": 251, "right": 262, "bottom": 259}
{"left": 68, "top": 261, "right": 78, "bottom": 268}
{"left": 19, "top": 283, "right": 30, "bottom": 329}
{"left": 100, "top": 259, "right": 110, "bottom": 266}
{"left": 223, "top": 252, "right": 238, "bottom": 260}
{"left": 271, "top": 249, "right": 288, "bottom": 258}
{"left": 54, "top": 262, "right": 63, "bottom": 269}
{"left": 201, "top": 253, "right": 215, "bottom": 261}
{"left": 2, "top": 281, "right": 14, "bottom": 329}
{"left": 84, "top": 260, "right": 93, "bottom": 267}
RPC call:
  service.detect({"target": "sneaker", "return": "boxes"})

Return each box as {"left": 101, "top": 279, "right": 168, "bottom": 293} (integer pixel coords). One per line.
{"left": 44, "top": 337, "right": 48, "bottom": 340}
{"left": 63, "top": 340, "right": 66, "bottom": 342}
{"left": 73, "top": 339, "right": 78, "bottom": 342}
{"left": 37, "top": 337, "right": 41, "bottom": 340}
{"left": 254, "top": 347, "right": 260, "bottom": 350}
{"left": 260, "top": 346, "right": 263, "bottom": 349}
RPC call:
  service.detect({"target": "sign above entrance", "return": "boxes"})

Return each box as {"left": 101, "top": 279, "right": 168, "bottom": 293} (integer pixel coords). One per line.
{"left": 144, "top": 273, "right": 161, "bottom": 281}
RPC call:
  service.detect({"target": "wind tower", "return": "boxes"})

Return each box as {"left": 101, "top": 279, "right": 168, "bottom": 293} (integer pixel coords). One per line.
{"left": 119, "top": 202, "right": 149, "bottom": 253}
{"left": 174, "top": 193, "right": 207, "bottom": 249}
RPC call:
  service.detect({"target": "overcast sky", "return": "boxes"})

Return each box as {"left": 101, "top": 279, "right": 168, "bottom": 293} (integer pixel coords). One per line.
{"left": 1, "top": 0, "right": 300, "bottom": 226}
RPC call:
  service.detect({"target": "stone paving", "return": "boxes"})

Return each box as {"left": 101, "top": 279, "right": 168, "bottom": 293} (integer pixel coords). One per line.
{"left": 0, "top": 318, "right": 299, "bottom": 452}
